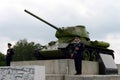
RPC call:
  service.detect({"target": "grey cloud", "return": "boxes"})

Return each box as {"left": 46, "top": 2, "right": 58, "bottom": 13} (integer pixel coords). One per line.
{"left": 0, "top": 0, "right": 120, "bottom": 42}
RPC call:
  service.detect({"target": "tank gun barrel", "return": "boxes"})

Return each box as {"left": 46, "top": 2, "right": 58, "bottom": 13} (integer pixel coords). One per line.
{"left": 24, "top": 9, "right": 59, "bottom": 31}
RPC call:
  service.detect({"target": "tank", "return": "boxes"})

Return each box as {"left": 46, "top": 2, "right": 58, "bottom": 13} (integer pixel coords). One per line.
{"left": 25, "top": 9, "right": 114, "bottom": 61}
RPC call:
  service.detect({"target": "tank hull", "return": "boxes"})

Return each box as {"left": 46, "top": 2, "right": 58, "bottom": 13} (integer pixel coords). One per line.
{"left": 34, "top": 45, "right": 114, "bottom": 61}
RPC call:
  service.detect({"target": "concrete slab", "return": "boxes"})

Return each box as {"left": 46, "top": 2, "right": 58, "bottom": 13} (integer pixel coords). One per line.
{"left": 0, "top": 66, "right": 45, "bottom": 80}
{"left": 117, "top": 64, "right": 120, "bottom": 74}
{"left": 68, "top": 60, "right": 99, "bottom": 75}
{"left": 11, "top": 59, "right": 99, "bottom": 75}
{"left": 12, "top": 60, "right": 68, "bottom": 74}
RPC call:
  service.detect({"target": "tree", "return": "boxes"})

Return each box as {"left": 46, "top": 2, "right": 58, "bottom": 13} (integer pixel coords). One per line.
{"left": 13, "top": 39, "right": 41, "bottom": 61}
{"left": 0, "top": 52, "right": 6, "bottom": 66}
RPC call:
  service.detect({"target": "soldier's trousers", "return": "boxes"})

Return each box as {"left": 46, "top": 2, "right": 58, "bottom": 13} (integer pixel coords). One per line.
{"left": 74, "top": 58, "right": 82, "bottom": 74}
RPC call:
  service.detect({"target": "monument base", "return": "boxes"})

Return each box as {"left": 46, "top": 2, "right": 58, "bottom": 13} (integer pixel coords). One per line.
{"left": 11, "top": 59, "right": 99, "bottom": 75}
{"left": 11, "top": 59, "right": 120, "bottom": 80}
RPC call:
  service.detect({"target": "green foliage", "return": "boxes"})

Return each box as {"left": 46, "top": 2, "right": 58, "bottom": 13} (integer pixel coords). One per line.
{"left": 0, "top": 52, "right": 6, "bottom": 66}
{"left": 13, "top": 39, "right": 41, "bottom": 61}
{"left": 48, "top": 41, "right": 56, "bottom": 46}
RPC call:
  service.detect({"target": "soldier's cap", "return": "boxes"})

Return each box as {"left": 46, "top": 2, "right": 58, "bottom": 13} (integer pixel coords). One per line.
{"left": 8, "top": 43, "right": 12, "bottom": 46}
{"left": 75, "top": 35, "right": 81, "bottom": 38}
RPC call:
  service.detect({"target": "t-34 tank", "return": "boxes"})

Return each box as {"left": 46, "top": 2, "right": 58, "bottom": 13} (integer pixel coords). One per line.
{"left": 24, "top": 9, "right": 114, "bottom": 61}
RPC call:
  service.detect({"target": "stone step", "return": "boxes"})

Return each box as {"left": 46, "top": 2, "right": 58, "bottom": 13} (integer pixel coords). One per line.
{"left": 65, "top": 75, "right": 120, "bottom": 80}
{"left": 46, "top": 74, "right": 120, "bottom": 80}
{"left": 46, "top": 74, "right": 64, "bottom": 80}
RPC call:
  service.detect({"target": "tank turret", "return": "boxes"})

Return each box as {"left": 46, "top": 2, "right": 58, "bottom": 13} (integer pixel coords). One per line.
{"left": 24, "top": 10, "right": 90, "bottom": 43}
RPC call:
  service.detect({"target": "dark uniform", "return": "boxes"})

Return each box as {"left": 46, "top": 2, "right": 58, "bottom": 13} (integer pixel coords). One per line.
{"left": 6, "top": 48, "right": 14, "bottom": 66}
{"left": 72, "top": 42, "right": 85, "bottom": 75}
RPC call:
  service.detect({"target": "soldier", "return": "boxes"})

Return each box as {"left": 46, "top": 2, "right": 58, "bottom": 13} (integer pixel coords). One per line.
{"left": 6, "top": 43, "right": 14, "bottom": 66}
{"left": 71, "top": 36, "right": 85, "bottom": 75}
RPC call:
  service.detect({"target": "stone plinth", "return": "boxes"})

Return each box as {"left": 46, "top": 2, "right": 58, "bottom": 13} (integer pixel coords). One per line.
{"left": 12, "top": 60, "right": 68, "bottom": 74}
{"left": 68, "top": 60, "right": 99, "bottom": 75}
{"left": 0, "top": 66, "right": 45, "bottom": 80}
{"left": 10, "top": 60, "right": 120, "bottom": 80}
{"left": 11, "top": 59, "right": 98, "bottom": 75}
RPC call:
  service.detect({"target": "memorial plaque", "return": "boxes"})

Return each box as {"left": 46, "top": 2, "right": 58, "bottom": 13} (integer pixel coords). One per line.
{"left": 99, "top": 53, "right": 118, "bottom": 74}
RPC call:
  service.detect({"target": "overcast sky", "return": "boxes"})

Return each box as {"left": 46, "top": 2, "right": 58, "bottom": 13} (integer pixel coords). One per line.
{"left": 0, "top": 0, "right": 120, "bottom": 63}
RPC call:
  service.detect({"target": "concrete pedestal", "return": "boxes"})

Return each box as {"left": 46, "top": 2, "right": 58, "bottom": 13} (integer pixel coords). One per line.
{"left": 11, "top": 59, "right": 99, "bottom": 75}
{"left": 11, "top": 59, "right": 120, "bottom": 80}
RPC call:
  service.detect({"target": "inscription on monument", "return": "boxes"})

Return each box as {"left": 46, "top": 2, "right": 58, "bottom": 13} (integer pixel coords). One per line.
{"left": 0, "top": 66, "right": 45, "bottom": 80}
